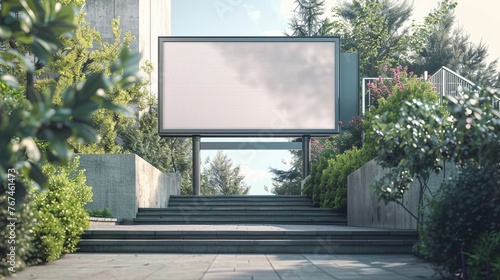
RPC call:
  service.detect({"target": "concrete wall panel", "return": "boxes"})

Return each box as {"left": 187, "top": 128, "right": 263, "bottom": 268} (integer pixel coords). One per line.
{"left": 78, "top": 154, "right": 180, "bottom": 223}
{"left": 347, "top": 159, "right": 457, "bottom": 229}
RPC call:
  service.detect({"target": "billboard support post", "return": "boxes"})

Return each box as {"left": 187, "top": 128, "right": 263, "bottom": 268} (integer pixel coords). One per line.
{"left": 302, "top": 135, "right": 311, "bottom": 179}
{"left": 192, "top": 136, "right": 201, "bottom": 195}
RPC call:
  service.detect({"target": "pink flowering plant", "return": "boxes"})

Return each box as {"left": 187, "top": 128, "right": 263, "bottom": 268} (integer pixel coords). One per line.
{"left": 366, "top": 65, "right": 417, "bottom": 109}
{"left": 310, "top": 116, "right": 364, "bottom": 163}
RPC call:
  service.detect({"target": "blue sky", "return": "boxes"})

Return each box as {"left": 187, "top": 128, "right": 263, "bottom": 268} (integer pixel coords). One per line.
{"left": 170, "top": 0, "right": 500, "bottom": 195}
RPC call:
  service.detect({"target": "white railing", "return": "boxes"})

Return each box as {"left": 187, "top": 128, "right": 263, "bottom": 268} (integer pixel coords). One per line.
{"left": 429, "top": 66, "right": 500, "bottom": 110}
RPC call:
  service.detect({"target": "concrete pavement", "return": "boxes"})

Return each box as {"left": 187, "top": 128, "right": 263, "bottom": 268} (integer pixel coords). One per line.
{"left": 8, "top": 253, "right": 438, "bottom": 280}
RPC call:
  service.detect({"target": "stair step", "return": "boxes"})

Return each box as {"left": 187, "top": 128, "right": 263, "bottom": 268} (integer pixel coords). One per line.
{"left": 132, "top": 219, "right": 346, "bottom": 225}
{"left": 139, "top": 207, "right": 340, "bottom": 212}
{"left": 167, "top": 202, "right": 315, "bottom": 206}
{"left": 82, "top": 230, "right": 418, "bottom": 240}
{"left": 78, "top": 239, "right": 416, "bottom": 254}
{"left": 169, "top": 195, "right": 310, "bottom": 200}
{"left": 136, "top": 212, "right": 344, "bottom": 217}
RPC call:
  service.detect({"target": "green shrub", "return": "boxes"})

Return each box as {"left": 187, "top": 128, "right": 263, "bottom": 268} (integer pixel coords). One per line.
{"left": 32, "top": 157, "right": 92, "bottom": 262}
{"left": 0, "top": 183, "right": 38, "bottom": 276}
{"left": 467, "top": 231, "right": 500, "bottom": 280}
{"left": 318, "top": 147, "right": 368, "bottom": 209}
{"left": 418, "top": 164, "right": 500, "bottom": 278}
{"left": 304, "top": 155, "right": 328, "bottom": 204}
{"left": 306, "top": 116, "right": 366, "bottom": 207}
{"left": 86, "top": 207, "right": 113, "bottom": 218}
{"left": 364, "top": 66, "right": 441, "bottom": 155}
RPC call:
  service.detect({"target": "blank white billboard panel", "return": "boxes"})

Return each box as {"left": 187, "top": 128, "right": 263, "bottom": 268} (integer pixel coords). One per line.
{"left": 158, "top": 37, "right": 340, "bottom": 136}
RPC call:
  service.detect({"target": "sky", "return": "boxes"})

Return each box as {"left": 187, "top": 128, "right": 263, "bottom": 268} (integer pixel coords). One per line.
{"left": 171, "top": 0, "right": 500, "bottom": 195}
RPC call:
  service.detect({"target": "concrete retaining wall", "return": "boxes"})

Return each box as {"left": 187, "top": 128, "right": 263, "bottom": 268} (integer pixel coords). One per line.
{"left": 78, "top": 154, "right": 180, "bottom": 223}
{"left": 347, "top": 159, "right": 455, "bottom": 229}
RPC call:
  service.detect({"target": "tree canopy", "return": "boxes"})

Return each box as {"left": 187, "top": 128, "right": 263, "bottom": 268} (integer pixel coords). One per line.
{"left": 202, "top": 151, "right": 250, "bottom": 195}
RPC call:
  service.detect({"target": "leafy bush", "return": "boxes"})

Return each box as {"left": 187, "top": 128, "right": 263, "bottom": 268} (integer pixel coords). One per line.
{"left": 317, "top": 147, "right": 368, "bottom": 209}
{"left": 414, "top": 88, "right": 500, "bottom": 278}
{"left": 32, "top": 157, "right": 92, "bottom": 262}
{"left": 306, "top": 116, "right": 365, "bottom": 205}
{"left": 87, "top": 207, "right": 113, "bottom": 218}
{"left": 467, "top": 231, "right": 500, "bottom": 280}
{"left": 0, "top": 183, "right": 38, "bottom": 277}
{"left": 364, "top": 66, "right": 441, "bottom": 156}
{"left": 303, "top": 155, "right": 329, "bottom": 203}
{"left": 417, "top": 164, "right": 500, "bottom": 278}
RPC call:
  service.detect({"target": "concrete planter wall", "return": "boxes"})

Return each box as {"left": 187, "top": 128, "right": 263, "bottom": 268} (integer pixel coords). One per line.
{"left": 78, "top": 154, "right": 180, "bottom": 223}
{"left": 347, "top": 159, "right": 456, "bottom": 229}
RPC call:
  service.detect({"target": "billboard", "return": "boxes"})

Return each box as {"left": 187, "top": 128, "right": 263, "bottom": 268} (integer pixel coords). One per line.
{"left": 158, "top": 37, "right": 340, "bottom": 137}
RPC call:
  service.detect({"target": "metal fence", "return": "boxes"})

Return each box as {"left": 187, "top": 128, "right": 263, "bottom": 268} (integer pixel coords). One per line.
{"left": 429, "top": 66, "right": 500, "bottom": 110}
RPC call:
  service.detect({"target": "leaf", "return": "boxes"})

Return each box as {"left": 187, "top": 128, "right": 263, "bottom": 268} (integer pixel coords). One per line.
{"left": 67, "top": 122, "right": 99, "bottom": 143}
{"left": 0, "top": 25, "right": 13, "bottom": 39}
{"left": 28, "top": 161, "right": 48, "bottom": 190}
{"left": 0, "top": 74, "right": 20, "bottom": 88}
{"left": 72, "top": 102, "right": 99, "bottom": 120}
{"left": 101, "top": 99, "right": 134, "bottom": 118}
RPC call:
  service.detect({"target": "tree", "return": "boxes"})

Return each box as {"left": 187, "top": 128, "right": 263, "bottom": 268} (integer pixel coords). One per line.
{"left": 202, "top": 151, "right": 250, "bottom": 195}
{"left": 121, "top": 103, "right": 193, "bottom": 195}
{"left": 331, "top": 0, "right": 457, "bottom": 77}
{"left": 0, "top": 0, "right": 140, "bottom": 196}
{"left": 267, "top": 149, "right": 302, "bottom": 195}
{"left": 410, "top": 4, "right": 500, "bottom": 88}
{"left": 331, "top": 0, "right": 413, "bottom": 77}
{"left": 0, "top": 0, "right": 140, "bottom": 275}
{"left": 286, "top": 0, "right": 332, "bottom": 36}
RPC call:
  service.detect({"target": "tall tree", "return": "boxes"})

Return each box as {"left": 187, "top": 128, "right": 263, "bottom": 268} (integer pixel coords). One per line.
{"left": 267, "top": 149, "right": 302, "bottom": 195}
{"left": 410, "top": 3, "right": 500, "bottom": 88}
{"left": 331, "top": 0, "right": 413, "bottom": 77}
{"left": 202, "top": 151, "right": 250, "bottom": 195}
{"left": 286, "top": 0, "right": 332, "bottom": 36}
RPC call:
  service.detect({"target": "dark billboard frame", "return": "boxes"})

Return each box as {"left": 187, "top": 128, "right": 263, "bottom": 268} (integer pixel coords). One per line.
{"left": 158, "top": 36, "right": 341, "bottom": 137}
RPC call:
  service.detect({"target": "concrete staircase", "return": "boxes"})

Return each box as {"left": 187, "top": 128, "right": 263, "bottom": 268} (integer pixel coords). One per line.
{"left": 78, "top": 195, "right": 419, "bottom": 254}
{"left": 133, "top": 195, "right": 347, "bottom": 225}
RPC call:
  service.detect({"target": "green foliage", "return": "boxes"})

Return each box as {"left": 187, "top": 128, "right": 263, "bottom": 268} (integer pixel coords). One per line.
{"left": 444, "top": 89, "right": 500, "bottom": 167}
{"left": 267, "top": 140, "right": 302, "bottom": 196}
{"left": 87, "top": 207, "right": 113, "bottom": 218}
{"left": 417, "top": 164, "right": 500, "bottom": 278}
{"left": 287, "top": 0, "right": 332, "bottom": 36}
{"left": 305, "top": 117, "right": 366, "bottom": 207}
{"left": 0, "top": 185, "right": 38, "bottom": 276}
{"left": 63, "top": 18, "right": 149, "bottom": 154}
{"left": 315, "top": 147, "right": 368, "bottom": 209}
{"left": 371, "top": 99, "right": 448, "bottom": 222}
{"left": 331, "top": 0, "right": 457, "bottom": 77}
{"left": 304, "top": 154, "right": 328, "bottom": 203}
{"left": 268, "top": 163, "right": 302, "bottom": 195}
{"left": 364, "top": 66, "right": 442, "bottom": 157}
{"left": 122, "top": 104, "right": 192, "bottom": 195}
{"left": 410, "top": 1, "right": 500, "bottom": 88}
{"left": 0, "top": 0, "right": 141, "bottom": 197}
{"left": 467, "top": 232, "right": 500, "bottom": 280}
{"left": 202, "top": 151, "right": 250, "bottom": 195}
{"left": 372, "top": 86, "right": 499, "bottom": 277}
{"left": 32, "top": 157, "right": 92, "bottom": 262}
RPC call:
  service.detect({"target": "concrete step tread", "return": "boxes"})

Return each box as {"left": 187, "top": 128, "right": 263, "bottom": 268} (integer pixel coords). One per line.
{"left": 132, "top": 219, "right": 347, "bottom": 223}
{"left": 79, "top": 239, "right": 418, "bottom": 245}
{"left": 135, "top": 212, "right": 345, "bottom": 217}
{"left": 139, "top": 207, "right": 340, "bottom": 212}
{"left": 169, "top": 195, "right": 309, "bottom": 199}
{"left": 167, "top": 202, "right": 315, "bottom": 206}
{"left": 83, "top": 229, "right": 417, "bottom": 236}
